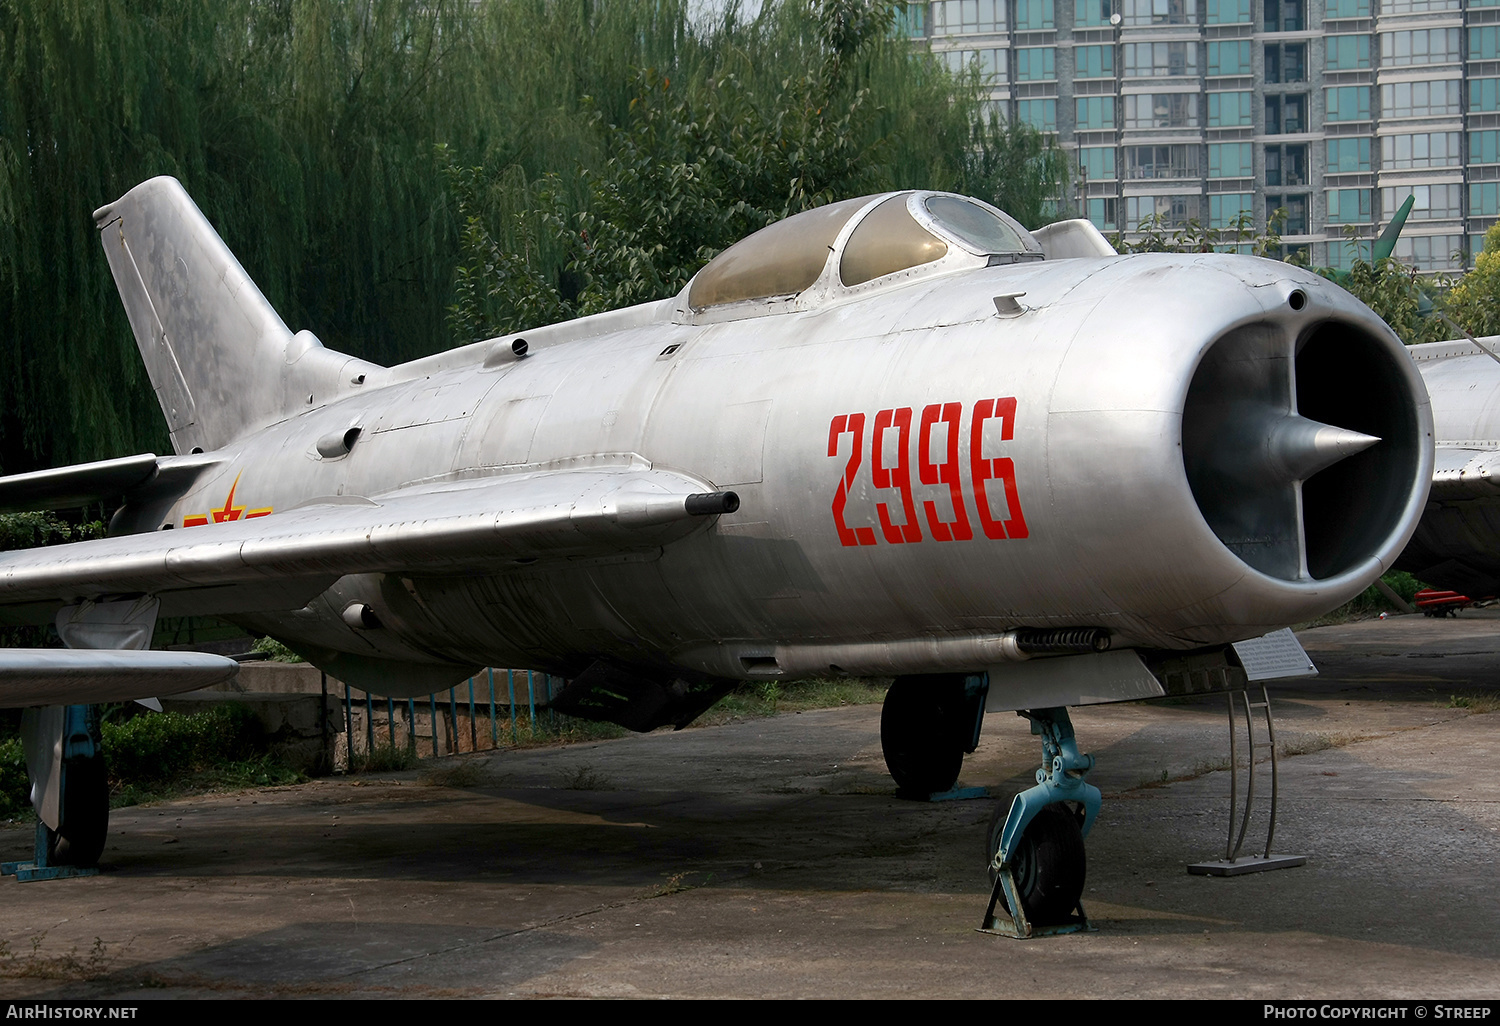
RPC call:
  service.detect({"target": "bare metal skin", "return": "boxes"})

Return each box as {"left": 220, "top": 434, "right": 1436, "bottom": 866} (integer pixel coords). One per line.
{"left": 0, "top": 180, "right": 1432, "bottom": 701}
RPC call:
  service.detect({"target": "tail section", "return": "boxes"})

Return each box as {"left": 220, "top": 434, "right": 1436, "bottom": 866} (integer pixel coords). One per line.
{"left": 94, "top": 177, "right": 382, "bottom": 454}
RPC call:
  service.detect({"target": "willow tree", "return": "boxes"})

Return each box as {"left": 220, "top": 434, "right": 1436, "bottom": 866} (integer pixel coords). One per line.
{"left": 0, "top": 0, "right": 510, "bottom": 473}
{"left": 446, "top": 0, "right": 1060, "bottom": 343}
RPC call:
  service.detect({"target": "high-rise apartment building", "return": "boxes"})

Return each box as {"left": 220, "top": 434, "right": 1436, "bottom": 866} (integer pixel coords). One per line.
{"left": 909, "top": 0, "right": 1500, "bottom": 270}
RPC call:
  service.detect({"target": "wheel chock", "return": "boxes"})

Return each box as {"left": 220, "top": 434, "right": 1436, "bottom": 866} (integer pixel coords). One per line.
{"left": 1, "top": 822, "right": 100, "bottom": 882}
{"left": 977, "top": 865, "right": 1093, "bottom": 939}
{"left": 895, "top": 785, "right": 989, "bottom": 803}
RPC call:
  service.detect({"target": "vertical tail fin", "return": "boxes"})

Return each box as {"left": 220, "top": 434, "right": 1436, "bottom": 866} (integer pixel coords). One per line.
{"left": 94, "top": 177, "right": 382, "bottom": 454}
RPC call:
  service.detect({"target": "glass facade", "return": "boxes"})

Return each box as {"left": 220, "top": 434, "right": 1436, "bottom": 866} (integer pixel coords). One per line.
{"left": 918, "top": 0, "right": 1485, "bottom": 269}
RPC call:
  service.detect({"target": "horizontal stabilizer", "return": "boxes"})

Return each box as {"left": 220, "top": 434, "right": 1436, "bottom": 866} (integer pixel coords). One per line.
{"left": 0, "top": 454, "right": 160, "bottom": 512}
{"left": 0, "top": 460, "right": 736, "bottom": 617}
{"left": 0, "top": 649, "right": 239, "bottom": 708}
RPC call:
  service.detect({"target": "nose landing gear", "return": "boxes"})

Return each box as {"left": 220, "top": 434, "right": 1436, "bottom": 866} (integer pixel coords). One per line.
{"left": 980, "top": 706, "right": 1097, "bottom": 938}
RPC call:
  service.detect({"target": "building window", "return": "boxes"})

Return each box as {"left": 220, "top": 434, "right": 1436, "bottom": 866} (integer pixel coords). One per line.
{"left": 1326, "top": 0, "right": 1370, "bottom": 14}
{"left": 1208, "top": 91, "right": 1253, "bottom": 127}
{"left": 1472, "top": 130, "right": 1500, "bottom": 165}
{"left": 1265, "top": 94, "right": 1308, "bottom": 133}
{"left": 1326, "top": 137, "right": 1372, "bottom": 173}
{"left": 1120, "top": 0, "right": 1197, "bottom": 26}
{"left": 1265, "top": 143, "right": 1307, "bottom": 186}
{"left": 1381, "top": 184, "right": 1463, "bottom": 220}
{"left": 1383, "top": 80, "right": 1462, "bottom": 118}
{"left": 1325, "top": 87, "right": 1371, "bottom": 123}
{"left": 1379, "top": 30, "right": 1461, "bottom": 68}
{"left": 1018, "top": 99, "right": 1058, "bottom": 132}
{"left": 1263, "top": 0, "right": 1303, "bottom": 32}
{"left": 1016, "top": 0, "right": 1056, "bottom": 29}
{"left": 1076, "top": 96, "right": 1117, "bottom": 129}
{"left": 1381, "top": 132, "right": 1460, "bottom": 170}
{"left": 1124, "top": 93, "right": 1200, "bottom": 128}
{"left": 1379, "top": 0, "right": 1458, "bottom": 13}
{"left": 1472, "top": 79, "right": 1500, "bottom": 114}
{"left": 1016, "top": 48, "right": 1057, "bottom": 81}
{"left": 1086, "top": 198, "right": 1119, "bottom": 230}
{"left": 1471, "top": 183, "right": 1500, "bottom": 217}
{"left": 1391, "top": 234, "right": 1464, "bottom": 272}
{"left": 1079, "top": 147, "right": 1116, "bottom": 182}
{"left": 1209, "top": 142, "right": 1253, "bottom": 177}
{"left": 1125, "top": 145, "right": 1200, "bottom": 179}
{"left": 1327, "top": 189, "right": 1373, "bottom": 224}
{"left": 1075, "top": 46, "right": 1114, "bottom": 78}
{"left": 1209, "top": 41, "right": 1251, "bottom": 76}
{"left": 940, "top": 49, "right": 1009, "bottom": 84}
{"left": 1266, "top": 194, "right": 1310, "bottom": 235}
{"left": 1326, "top": 36, "right": 1370, "bottom": 72}
{"left": 1125, "top": 195, "right": 1200, "bottom": 230}
{"left": 929, "top": 0, "right": 1006, "bottom": 35}
{"left": 1208, "top": 193, "right": 1254, "bottom": 228}
{"left": 1075, "top": 0, "right": 1115, "bottom": 26}
{"left": 1207, "top": 0, "right": 1252, "bottom": 22}
{"left": 1472, "top": 27, "right": 1500, "bottom": 62}
{"left": 1124, "top": 42, "right": 1199, "bottom": 77}
{"left": 1265, "top": 43, "right": 1306, "bottom": 83}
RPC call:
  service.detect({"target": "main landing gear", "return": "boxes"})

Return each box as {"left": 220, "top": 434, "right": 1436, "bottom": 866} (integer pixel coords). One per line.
{"left": 4, "top": 705, "right": 108, "bottom": 881}
{"left": 879, "top": 673, "right": 989, "bottom": 796}
{"left": 979, "top": 706, "right": 1098, "bottom": 938}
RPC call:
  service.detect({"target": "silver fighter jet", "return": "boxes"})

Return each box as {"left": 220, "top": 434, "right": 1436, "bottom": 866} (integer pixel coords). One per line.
{"left": 0, "top": 179, "right": 1433, "bottom": 922}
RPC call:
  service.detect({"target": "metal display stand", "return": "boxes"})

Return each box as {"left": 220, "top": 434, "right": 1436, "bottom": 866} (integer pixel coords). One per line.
{"left": 1187, "top": 685, "right": 1306, "bottom": 876}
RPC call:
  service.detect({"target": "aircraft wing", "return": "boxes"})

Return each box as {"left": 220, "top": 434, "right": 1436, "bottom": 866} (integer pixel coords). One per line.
{"left": 0, "top": 459, "right": 737, "bottom": 624}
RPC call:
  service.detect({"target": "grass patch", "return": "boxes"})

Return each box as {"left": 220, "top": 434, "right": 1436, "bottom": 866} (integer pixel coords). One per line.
{"left": 560, "top": 763, "right": 612, "bottom": 790}
{"left": 1448, "top": 691, "right": 1500, "bottom": 714}
{"left": 0, "top": 934, "right": 124, "bottom": 981}
{"left": 418, "top": 761, "right": 484, "bottom": 788}
{"left": 695, "top": 676, "right": 889, "bottom": 726}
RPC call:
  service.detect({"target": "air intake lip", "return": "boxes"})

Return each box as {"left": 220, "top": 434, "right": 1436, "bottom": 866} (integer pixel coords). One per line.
{"left": 1183, "top": 317, "right": 1423, "bottom": 582}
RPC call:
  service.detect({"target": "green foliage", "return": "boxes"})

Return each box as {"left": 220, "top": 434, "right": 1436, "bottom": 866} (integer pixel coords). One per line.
{"left": 0, "top": 0, "right": 533, "bottom": 472}
{"left": 3, "top": 704, "right": 301, "bottom": 819}
{"left": 100, "top": 704, "right": 265, "bottom": 783}
{"left": 0, "top": 735, "right": 26, "bottom": 819}
{"left": 1444, "top": 222, "right": 1500, "bottom": 337}
{"left": 1320, "top": 256, "right": 1451, "bottom": 347}
{"left": 445, "top": 0, "right": 1065, "bottom": 343}
{"left": 958, "top": 115, "right": 1071, "bottom": 232}
{"left": 250, "top": 636, "right": 306, "bottom": 664}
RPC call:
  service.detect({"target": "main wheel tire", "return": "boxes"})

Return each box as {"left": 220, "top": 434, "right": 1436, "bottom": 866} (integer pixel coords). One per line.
{"left": 47, "top": 757, "right": 109, "bottom": 868}
{"left": 880, "top": 675, "right": 965, "bottom": 794}
{"left": 986, "top": 802, "right": 1086, "bottom": 925}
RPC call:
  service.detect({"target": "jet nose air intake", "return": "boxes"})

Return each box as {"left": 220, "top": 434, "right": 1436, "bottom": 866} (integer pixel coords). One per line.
{"left": 1182, "top": 317, "right": 1425, "bottom": 583}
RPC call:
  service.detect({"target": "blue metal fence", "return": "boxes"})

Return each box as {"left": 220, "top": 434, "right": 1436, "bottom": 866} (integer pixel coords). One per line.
{"left": 336, "top": 669, "right": 562, "bottom": 769}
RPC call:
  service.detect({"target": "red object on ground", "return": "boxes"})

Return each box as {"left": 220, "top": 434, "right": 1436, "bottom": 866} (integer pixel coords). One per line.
{"left": 1414, "top": 589, "right": 1473, "bottom": 616}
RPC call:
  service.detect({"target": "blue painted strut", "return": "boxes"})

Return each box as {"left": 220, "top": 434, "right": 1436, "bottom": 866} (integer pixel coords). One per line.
{"left": 994, "top": 707, "right": 1101, "bottom": 870}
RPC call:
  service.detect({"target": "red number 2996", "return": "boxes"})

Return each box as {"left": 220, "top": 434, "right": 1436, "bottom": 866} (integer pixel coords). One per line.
{"left": 827, "top": 399, "right": 1028, "bottom": 548}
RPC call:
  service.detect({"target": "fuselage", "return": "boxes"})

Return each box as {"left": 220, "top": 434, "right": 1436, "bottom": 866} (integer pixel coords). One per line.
{"left": 134, "top": 246, "right": 1431, "bottom": 691}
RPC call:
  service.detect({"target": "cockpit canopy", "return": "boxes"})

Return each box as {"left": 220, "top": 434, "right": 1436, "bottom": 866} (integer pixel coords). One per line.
{"left": 685, "top": 191, "right": 1042, "bottom": 315}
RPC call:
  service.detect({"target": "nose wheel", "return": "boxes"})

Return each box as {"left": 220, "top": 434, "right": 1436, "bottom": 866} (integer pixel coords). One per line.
{"left": 980, "top": 706, "right": 1097, "bottom": 938}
